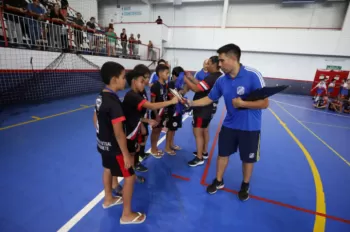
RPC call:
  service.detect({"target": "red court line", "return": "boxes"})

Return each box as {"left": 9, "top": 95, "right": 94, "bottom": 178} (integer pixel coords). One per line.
{"left": 172, "top": 174, "right": 190, "bottom": 181}
{"left": 200, "top": 109, "right": 350, "bottom": 225}
{"left": 200, "top": 108, "right": 226, "bottom": 185}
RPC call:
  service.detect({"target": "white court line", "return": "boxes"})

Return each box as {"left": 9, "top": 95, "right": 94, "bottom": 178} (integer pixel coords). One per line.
{"left": 270, "top": 99, "right": 350, "bottom": 119}
{"left": 57, "top": 114, "right": 190, "bottom": 232}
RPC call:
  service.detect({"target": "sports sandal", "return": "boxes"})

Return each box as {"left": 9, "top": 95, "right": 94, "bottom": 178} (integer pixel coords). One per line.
{"left": 171, "top": 145, "right": 182, "bottom": 151}
{"left": 165, "top": 150, "right": 176, "bottom": 156}
{"left": 120, "top": 212, "right": 146, "bottom": 225}
{"left": 150, "top": 150, "right": 163, "bottom": 159}
{"left": 102, "top": 196, "right": 123, "bottom": 209}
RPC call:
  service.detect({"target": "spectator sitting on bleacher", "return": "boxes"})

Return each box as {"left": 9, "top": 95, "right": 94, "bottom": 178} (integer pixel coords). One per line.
{"left": 86, "top": 17, "right": 96, "bottom": 50}
{"left": 72, "top": 12, "right": 85, "bottom": 50}
{"left": 27, "top": 0, "right": 45, "bottom": 48}
{"left": 3, "top": 0, "right": 28, "bottom": 45}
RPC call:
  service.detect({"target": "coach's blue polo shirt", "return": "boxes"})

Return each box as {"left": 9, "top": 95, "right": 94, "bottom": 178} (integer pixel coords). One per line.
{"left": 208, "top": 65, "right": 266, "bottom": 131}
{"left": 194, "top": 69, "right": 209, "bottom": 81}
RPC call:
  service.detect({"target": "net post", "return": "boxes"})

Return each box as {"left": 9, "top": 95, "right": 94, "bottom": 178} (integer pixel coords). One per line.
{"left": 0, "top": 7, "right": 9, "bottom": 47}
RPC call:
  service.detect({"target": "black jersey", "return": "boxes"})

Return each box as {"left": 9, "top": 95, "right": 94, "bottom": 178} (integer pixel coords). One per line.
{"left": 140, "top": 89, "right": 148, "bottom": 119}
{"left": 123, "top": 90, "right": 147, "bottom": 140}
{"left": 95, "top": 91, "right": 125, "bottom": 155}
{"left": 150, "top": 81, "right": 168, "bottom": 117}
{"left": 193, "top": 72, "right": 222, "bottom": 119}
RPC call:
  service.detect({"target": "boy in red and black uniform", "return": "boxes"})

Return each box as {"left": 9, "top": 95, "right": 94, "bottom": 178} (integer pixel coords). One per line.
{"left": 184, "top": 56, "right": 222, "bottom": 167}
{"left": 123, "top": 68, "right": 178, "bottom": 169}
{"left": 164, "top": 66, "right": 185, "bottom": 155}
{"left": 94, "top": 61, "right": 146, "bottom": 225}
{"left": 150, "top": 64, "right": 171, "bottom": 158}
{"left": 133, "top": 64, "right": 152, "bottom": 161}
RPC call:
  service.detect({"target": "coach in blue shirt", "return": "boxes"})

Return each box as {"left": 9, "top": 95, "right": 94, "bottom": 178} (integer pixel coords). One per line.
{"left": 189, "top": 43, "right": 268, "bottom": 201}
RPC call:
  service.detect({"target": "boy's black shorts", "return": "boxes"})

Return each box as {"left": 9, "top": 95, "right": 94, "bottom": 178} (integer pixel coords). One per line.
{"left": 166, "top": 115, "right": 182, "bottom": 131}
{"left": 127, "top": 139, "right": 138, "bottom": 153}
{"left": 218, "top": 126, "right": 261, "bottom": 163}
{"left": 100, "top": 152, "right": 135, "bottom": 177}
{"left": 192, "top": 116, "right": 212, "bottom": 129}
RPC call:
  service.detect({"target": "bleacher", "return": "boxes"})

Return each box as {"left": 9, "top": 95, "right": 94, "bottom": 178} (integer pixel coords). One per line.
{"left": 0, "top": 0, "right": 159, "bottom": 61}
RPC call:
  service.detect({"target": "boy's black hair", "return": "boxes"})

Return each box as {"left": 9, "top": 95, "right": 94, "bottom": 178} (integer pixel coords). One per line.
{"left": 217, "top": 43, "right": 241, "bottom": 61}
{"left": 209, "top": 56, "right": 220, "bottom": 70}
{"left": 157, "top": 59, "right": 166, "bottom": 65}
{"left": 133, "top": 64, "right": 151, "bottom": 76}
{"left": 172, "top": 66, "right": 185, "bottom": 77}
{"left": 100, "top": 61, "right": 125, "bottom": 85}
{"left": 156, "top": 64, "right": 169, "bottom": 77}
{"left": 126, "top": 70, "right": 144, "bottom": 87}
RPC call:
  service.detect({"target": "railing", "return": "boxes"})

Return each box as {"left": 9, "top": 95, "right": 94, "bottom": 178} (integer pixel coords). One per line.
{"left": 0, "top": 8, "right": 160, "bottom": 61}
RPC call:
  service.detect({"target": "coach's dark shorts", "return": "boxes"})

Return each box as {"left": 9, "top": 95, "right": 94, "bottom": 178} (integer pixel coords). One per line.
{"left": 100, "top": 152, "right": 135, "bottom": 177}
{"left": 218, "top": 126, "right": 261, "bottom": 163}
{"left": 166, "top": 115, "right": 182, "bottom": 131}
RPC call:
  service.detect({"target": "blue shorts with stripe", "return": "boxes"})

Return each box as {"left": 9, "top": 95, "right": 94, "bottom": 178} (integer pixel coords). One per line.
{"left": 218, "top": 126, "right": 261, "bottom": 163}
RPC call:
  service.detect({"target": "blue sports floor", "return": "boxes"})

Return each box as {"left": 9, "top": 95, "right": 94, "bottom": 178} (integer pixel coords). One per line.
{"left": 0, "top": 92, "right": 350, "bottom": 232}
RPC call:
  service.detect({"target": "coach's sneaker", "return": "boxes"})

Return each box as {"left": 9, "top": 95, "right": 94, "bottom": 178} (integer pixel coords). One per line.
{"left": 192, "top": 151, "right": 209, "bottom": 160}
{"left": 188, "top": 157, "right": 204, "bottom": 167}
{"left": 206, "top": 178, "right": 224, "bottom": 194}
{"left": 238, "top": 182, "right": 250, "bottom": 201}
{"left": 113, "top": 185, "right": 123, "bottom": 197}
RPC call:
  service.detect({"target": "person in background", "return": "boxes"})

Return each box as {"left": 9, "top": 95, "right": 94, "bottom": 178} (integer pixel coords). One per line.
{"left": 60, "top": 0, "right": 68, "bottom": 17}
{"left": 128, "top": 34, "right": 135, "bottom": 56}
{"left": 72, "top": 12, "right": 85, "bottom": 50}
{"left": 134, "top": 34, "right": 142, "bottom": 56}
{"left": 311, "top": 77, "right": 328, "bottom": 108}
{"left": 164, "top": 66, "right": 186, "bottom": 156}
{"left": 49, "top": 3, "right": 66, "bottom": 49}
{"left": 106, "top": 27, "right": 117, "bottom": 57}
{"left": 184, "top": 56, "right": 222, "bottom": 167}
{"left": 156, "top": 16, "right": 163, "bottom": 24}
{"left": 150, "top": 64, "right": 171, "bottom": 158}
{"left": 120, "top": 28, "right": 127, "bottom": 56}
{"left": 87, "top": 17, "right": 96, "bottom": 50}
{"left": 149, "top": 59, "right": 167, "bottom": 87}
{"left": 3, "top": 0, "right": 28, "bottom": 46}
{"left": 195, "top": 59, "right": 210, "bottom": 81}
{"left": 27, "top": 0, "right": 45, "bottom": 48}
{"left": 148, "top": 40, "right": 156, "bottom": 61}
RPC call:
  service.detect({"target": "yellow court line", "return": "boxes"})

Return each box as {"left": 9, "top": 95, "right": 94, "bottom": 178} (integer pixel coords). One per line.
{"left": 275, "top": 102, "right": 350, "bottom": 167}
{"left": 300, "top": 121, "right": 350, "bottom": 130}
{"left": 0, "top": 105, "right": 95, "bottom": 131}
{"left": 268, "top": 108, "right": 326, "bottom": 232}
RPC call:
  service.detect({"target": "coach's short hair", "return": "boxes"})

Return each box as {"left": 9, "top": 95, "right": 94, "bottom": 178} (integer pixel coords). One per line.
{"left": 217, "top": 43, "right": 241, "bottom": 61}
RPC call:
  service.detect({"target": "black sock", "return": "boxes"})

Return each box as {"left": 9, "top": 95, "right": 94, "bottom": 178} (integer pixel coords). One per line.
{"left": 140, "top": 145, "right": 145, "bottom": 157}
{"left": 241, "top": 181, "right": 249, "bottom": 189}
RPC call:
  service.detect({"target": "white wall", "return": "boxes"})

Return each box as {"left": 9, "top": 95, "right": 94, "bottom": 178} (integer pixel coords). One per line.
{"left": 69, "top": 0, "right": 98, "bottom": 22}
{"left": 98, "top": 1, "right": 151, "bottom": 26}
{"left": 0, "top": 48, "right": 154, "bottom": 70}
{"left": 164, "top": 49, "right": 350, "bottom": 81}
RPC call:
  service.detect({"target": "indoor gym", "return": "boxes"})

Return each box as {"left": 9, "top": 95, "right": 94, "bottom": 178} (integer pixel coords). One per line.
{"left": 0, "top": 91, "right": 350, "bottom": 232}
